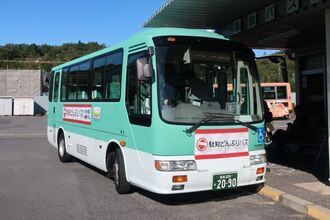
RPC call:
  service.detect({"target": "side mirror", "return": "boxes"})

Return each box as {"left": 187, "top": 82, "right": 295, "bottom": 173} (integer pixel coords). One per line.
{"left": 136, "top": 58, "right": 153, "bottom": 81}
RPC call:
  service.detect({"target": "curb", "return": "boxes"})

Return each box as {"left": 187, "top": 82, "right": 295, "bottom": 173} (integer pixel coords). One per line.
{"left": 259, "top": 185, "right": 330, "bottom": 220}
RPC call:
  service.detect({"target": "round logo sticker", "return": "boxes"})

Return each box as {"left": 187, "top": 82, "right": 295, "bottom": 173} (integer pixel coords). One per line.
{"left": 196, "top": 138, "right": 208, "bottom": 151}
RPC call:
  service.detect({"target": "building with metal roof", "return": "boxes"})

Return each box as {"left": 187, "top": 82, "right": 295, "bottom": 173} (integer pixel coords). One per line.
{"left": 145, "top": 0, "right": 330, "bottom": 180}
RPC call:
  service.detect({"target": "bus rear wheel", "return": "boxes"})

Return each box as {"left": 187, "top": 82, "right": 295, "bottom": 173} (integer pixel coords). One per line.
{"left": 58, "top": 133, "right": 72, "bottom": 163}
{"left": 114, "top": 148, "right": 131, "bottom": 194}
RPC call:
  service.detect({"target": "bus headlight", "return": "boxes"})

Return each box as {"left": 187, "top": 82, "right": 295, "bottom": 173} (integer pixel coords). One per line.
{"left": 250, "top": 154, "right": 267, "bottom": 166}
{"left": 154, "top": 160, "right": 197, "bottom": 172}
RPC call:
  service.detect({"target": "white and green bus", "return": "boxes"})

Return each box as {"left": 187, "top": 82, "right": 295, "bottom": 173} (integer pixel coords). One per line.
{"left": 48, "top": 28, "right": 267, "bottom": 194}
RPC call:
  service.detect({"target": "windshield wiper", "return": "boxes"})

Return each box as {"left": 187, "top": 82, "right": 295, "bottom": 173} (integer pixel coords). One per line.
{"left": 184, "top": 113, "right": 236, "bottom": 135}
{"left": 233, "top": 119, "right": 258, "bottom": 132}
{"left": 184, "top": 114, "right": 217, "bottom": 135}
{"left": 184, "top": 113, "right": 259, "bottom": 135}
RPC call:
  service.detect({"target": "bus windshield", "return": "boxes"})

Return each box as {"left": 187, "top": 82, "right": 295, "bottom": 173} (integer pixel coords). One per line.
{"left": 154, "top": 37, "right": 263, "bottom": 124}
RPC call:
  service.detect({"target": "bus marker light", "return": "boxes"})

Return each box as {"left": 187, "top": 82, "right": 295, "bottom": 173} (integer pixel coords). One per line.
{"left": 154, "top": 161, "right": 162, "bottom": 170}
{"left": 256, "top": 167, "right": 265, "bottom": 174}
{"left": 256, "top": 176, "right": 263, "bottom": 181}
{"left": 172, "top": 175, "right": 187, "bottom": 183}
{"left": 172, "top": 185, "right": 184, "bottom": 191}
{"left": 119, "top": 140, "right": 126, "bottom": 147}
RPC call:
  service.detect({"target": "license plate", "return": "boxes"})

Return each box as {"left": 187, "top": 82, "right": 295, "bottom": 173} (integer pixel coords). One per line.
{"left": 212, "top": 173, "right": 238, "bottom": 190}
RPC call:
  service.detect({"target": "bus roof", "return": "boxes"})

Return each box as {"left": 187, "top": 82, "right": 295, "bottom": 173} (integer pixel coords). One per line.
{"left": 51, "top": 28, "right": 227, "bottom": 71}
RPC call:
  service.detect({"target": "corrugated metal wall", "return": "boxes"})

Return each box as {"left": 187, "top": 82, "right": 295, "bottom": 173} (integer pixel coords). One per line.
{"left": 0, "top": 70, "right": 41, "bottom": 97}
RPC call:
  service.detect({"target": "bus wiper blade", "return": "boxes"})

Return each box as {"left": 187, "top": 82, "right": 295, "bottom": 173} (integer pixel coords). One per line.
{"left": 234, "top": 118, "right": 259, "bottom": 132}
{"left": 184, "top": 113, "right": 259, "bottom": 135}
{"left": 184, "top": 114, "right": 216, "bottom": 135}
{"left": 184, "top": 113, "right": 234, "bottom": 135}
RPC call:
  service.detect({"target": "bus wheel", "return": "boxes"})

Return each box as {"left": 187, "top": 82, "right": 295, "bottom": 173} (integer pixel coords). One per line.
{"left": 58, "top": 134, "right": 72, "bottom": 163}
{"left": 114, "top": 148, "right": 131, "bottom": 194}
{"left": 106, "top": 151, "right": 116, "bottom": 180}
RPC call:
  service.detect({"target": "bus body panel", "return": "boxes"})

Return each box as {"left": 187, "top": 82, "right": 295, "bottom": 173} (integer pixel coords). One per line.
{"left": 124, "top": 147, "right": 265, "bottom": 194}
{"left": 48, "top": 28, "right": 266, "bottom": 194}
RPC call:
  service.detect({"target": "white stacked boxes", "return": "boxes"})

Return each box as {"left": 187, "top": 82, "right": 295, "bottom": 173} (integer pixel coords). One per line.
{"left": 0, "top": 97, "right": 13, "bottom": 116}
{"left": 13, "top": 97, "right": 34, "bottom": 116}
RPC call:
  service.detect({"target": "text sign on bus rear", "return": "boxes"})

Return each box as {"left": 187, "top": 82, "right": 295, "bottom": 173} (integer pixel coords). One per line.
{"left": 195, "top": 128, "right": 249, "bottom": 160}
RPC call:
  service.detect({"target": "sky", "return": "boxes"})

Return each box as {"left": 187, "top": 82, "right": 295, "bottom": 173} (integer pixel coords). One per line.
{"left": 0, "top": 0, "right": 277, "bottom": 56}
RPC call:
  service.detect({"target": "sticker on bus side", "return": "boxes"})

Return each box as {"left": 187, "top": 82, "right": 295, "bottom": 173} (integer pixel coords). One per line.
{"left": 93, "top": 107, "right": 101, "bottom": 119}
{"left": 63, "top": 104, "right": 92, "bottom": 125}
{"left": 194, "top": 128, "right": 249, "bottom": 160}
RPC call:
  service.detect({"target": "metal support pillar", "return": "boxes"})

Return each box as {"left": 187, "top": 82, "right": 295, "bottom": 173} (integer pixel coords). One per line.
{"left": 326, "top": 8, "right": 330, "bottom": 181}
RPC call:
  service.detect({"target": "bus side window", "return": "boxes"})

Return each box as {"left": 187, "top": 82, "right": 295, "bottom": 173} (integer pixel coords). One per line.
{"left": 67, "top": 63, "right": 90, "bottom": 101}
{"left": 92, "top": 57, "right": 106, "bottom": 100}
{"left": 105, "top": 51, "right": 123, "bottom": 101}
{"left": 48, "top": 71, "right": 54, "bottom": 102}
{"left": 61, "top": 68, "right": 68, "bottom": 101}
{"left": 68, "top": 65, "right": 79, "bottom": 100}
{"left": 78, "top": 62, "right": 91, "bottom": 100}
{"left": 126, "top": 51, "right": 151, "bottom": 126}
{"left": 276, "top": 86, "right": 287, "bottom": 99}
{"left": 53, "top": 72, "right": 60, "bottom": 102}
{"left": 239, "top": 68, "right": 249, "bottom": 114}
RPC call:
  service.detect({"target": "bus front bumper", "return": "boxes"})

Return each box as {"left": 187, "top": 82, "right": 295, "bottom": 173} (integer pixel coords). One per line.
{"left": 133, "top": 155, "right": 267, "bottom": 194}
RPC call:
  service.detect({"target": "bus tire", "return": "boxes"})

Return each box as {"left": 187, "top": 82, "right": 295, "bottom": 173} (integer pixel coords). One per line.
{"left": 114, "top": 148, "right": 131, "bottom": 194}
{"left": 106, "top": 151, "right": 116, "bottom": 180}
{"left": 58, "top": 133, "right": 72, "bottom": 163}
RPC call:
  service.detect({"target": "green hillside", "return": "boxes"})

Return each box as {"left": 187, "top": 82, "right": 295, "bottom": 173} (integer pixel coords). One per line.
{"left": 0, "top": 43, "right": 295, "bottom": 91}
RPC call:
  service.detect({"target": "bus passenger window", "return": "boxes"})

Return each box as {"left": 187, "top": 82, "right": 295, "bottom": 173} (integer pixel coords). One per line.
{"left": 92, "top": 57, "right": 106, "bottom": 100}
{"left": 68, "top": 65, "right": 79, "bottom": 100}
{"left": 61, "top": 68, "right": 68, "bottom": 101}
{"left": 48, "top": 71, "right": 54, "bottom": 102}
{"left": 53, "top": 72, "right": 60, "bottom": 102}
{"left": 77, "top": 62, "right": 91, "bottom": 100}
{"left": 105, "top": 51, "right": 123, "bottom": 101}
{"left": 67, "top": 62, "right": 91, "bottom": 101}
{"left": 276, "top": 86, "right": 287, "bottom": 99}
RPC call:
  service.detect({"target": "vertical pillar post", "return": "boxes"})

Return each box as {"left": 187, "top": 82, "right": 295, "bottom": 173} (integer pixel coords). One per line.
{"left": 326, "top": 8, "right": 330, "bottom": 181}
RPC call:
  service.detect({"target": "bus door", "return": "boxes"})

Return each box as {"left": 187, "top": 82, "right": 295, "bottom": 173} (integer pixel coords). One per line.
{"left": 126, "top": 51, "right": 152, "bottom": 155}
{"left": 48, "top": 70, "right": 61, "bottom": 145}
{"left": 236, "top": 61, "right": 252, "bottom": 115}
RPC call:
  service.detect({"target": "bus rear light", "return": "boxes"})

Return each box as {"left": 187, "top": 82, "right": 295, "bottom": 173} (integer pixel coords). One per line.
{"left": 256, "top": 167, "right": 265, "bottom": 174}
{"left": 172, "top": 175, "right": 187, "bottom": 183}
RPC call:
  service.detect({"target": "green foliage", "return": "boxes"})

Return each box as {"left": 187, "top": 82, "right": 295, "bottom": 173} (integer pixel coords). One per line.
{"left": 0, "top": 42, "right": 105, "bottom": 72}
{"left": 0, "top": 43, "right": 296, "bottom": 91}
{"left": 256, "top": 57, "right": 296, "bottom": 91}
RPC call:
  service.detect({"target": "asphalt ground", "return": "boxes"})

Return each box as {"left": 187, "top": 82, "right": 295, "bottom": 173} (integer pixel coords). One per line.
{"left": 0, "top": 116, "right": 310, "bottom": 219}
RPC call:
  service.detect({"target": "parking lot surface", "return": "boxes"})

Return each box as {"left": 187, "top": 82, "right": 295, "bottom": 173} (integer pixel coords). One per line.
{"left": 0, "top": 117, "right": 309, "bottom": 219}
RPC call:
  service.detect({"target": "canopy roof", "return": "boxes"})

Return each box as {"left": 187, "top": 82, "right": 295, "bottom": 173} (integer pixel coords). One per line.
{"left": 144, "top": 0, "right": 275, "bottom": 29}
{"left": 144, "top": 0, "right": 328, "bottom": 49}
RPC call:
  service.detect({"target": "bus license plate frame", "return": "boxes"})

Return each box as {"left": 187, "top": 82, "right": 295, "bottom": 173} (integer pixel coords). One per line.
{"left": 212, "top": 173, "right": 238, "bottom": 190}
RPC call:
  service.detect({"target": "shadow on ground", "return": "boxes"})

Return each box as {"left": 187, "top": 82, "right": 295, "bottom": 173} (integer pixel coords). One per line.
{"left": 267, "top": 143, "right": 329, "bottom": 183}
{"left": 71, "top": 157, "right": 260, "bottom": 205}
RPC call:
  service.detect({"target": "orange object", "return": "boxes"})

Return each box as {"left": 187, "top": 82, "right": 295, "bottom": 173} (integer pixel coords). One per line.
{"left": 256, "top": 167, "right": 265, "bottom": 174}
{"left": 172, "top": 175, "right": 188, "bottom": 183}
{"left": 119, "top": 140, "right": 126, "bottom": 147}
